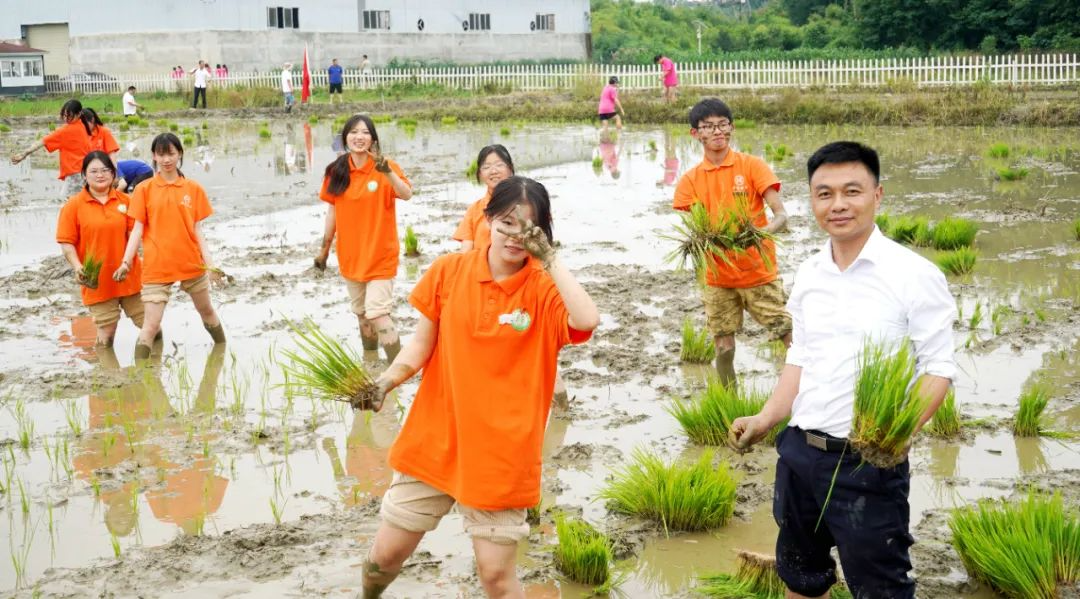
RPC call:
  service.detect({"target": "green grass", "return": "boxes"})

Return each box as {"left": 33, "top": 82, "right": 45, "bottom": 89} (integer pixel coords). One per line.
{"left": 931, "top": 217, "right": 978, "bottom": 250}
{"left": 996, "top": 166, "right": 1029, "bottom": 181}
{"left": 81, "top": 252, "right": 103, "bottom": 289}
{"left": 849, "top": 338, "right": 929, "bottom": 468}
{"left": 280, "top": 318, "right": 379, "bottom": 410}
{"left": 1013, "top": 383, "right": 1050, "bottom": 437}
{"left": 258, "top": 126, "right": 271, "bottom": 139}
{"left": 554, "top": 515, "right": 613, "bottom": 587}
{"left": 668, "top": 379, "right": 785, "bottom": 446}
{"left": 987, "top": 143, "right": 1010, "bottom": 158}
{"left": 403, "top": 225, "right": 420, "bottom": 257}
{"left": 679, "top": 318, "right": 715, "bottom": 363}
{"left": 440, "top": 115, "right": 458, "bottom": 125}
{"left": 935, "top": 247, "right": 978, "bottom": 276}
{"left": 599, "top": 449, "right": 737, "bottom": 534}
{"left": 926, "top": 388, "right": 961, "bottom": 437}
{"left": 949, "top": 490, "right": 1080, "bottom": 598}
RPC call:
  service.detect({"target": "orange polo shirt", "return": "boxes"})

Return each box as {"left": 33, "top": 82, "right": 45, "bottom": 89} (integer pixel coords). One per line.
{"left": 128, "top": 174, "right": 213, "bottom": 284}
{"left": 673, "top": 150, "right": 781, "bottom": 288}
{"left": 319, "top": 157, "right": 410, "bottom": 282}
{"left": 42, "top": 121, "right": 92, "bottom": 180}
{"left": 388, "top": 247, "right": 592, "bottom": 510}
{"left": 452, "top": 193, "right": 492, "bottom": 248}
{"left": 89, "top": 126, "right": 120, "bottom": 155}
{"left": 56, "top": 188, "right": 143, "bottom": 306}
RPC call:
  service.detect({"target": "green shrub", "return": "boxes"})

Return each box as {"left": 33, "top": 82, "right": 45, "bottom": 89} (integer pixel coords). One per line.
{"left": 935, "top": 248, "right": 977, "bottom": 276}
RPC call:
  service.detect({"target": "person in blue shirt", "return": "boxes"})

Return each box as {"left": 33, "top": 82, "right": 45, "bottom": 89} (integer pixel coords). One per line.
{"left": 328, "top": 58, "right": 344, "bottom": 105}
{"left": 115, "top": 159, "right": 154, "bottom": 193}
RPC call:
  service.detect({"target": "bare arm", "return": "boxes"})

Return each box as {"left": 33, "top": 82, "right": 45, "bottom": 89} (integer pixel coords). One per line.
{"left": 913, "top": 374, "right": 952, "bottom": 434}
{"left": 545, "top": 257, "right": 600, "bottom": 332}
{"left": 59, "top": 243, "right": 82, "bottom": 271}
{"left": 729, "top": 364, "right": 802, "bottom": 449}
{"left": 314, "top": 205, "right": 336, "bottom": 269}
{"left": 372, "top": 314, "right": 438, "bottom": 408}
{"left": 761, "top": 187, "right": 789, "bottom": 234}
{"left": 615, "top": 98, "right": 625, "bottom": 115}
{"left": 459, "top": 240, "right": 475, "bottom": 252}
{"left": 386, "top": 169, "right": 412, "bottom": 200}
{"left": 194, "top": 221, "right": 215, "bottom": 268}
{"left": 113, "top": 221, "right": 143, "bottom": 281}
{"left": 11, "top": 140, "right": 45, "bottom": 164}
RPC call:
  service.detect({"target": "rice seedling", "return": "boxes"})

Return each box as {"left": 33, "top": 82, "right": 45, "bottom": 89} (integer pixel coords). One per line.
{"left": 80, "top": 252, "right": 103, "bottom": 289}
{"left": 0, "top": 123, "right": 11, "bottom": 133}
{"left": 935, "top": 247, "right": 977, "bottom": 276}
{"left": 885, "top": 215, "right": 931, "bottom": 245}
{"left": 396, "top": 117, "right": 417, "bottom": 126}
{"left": 680, "top": 318, "right": 715, "bottom": 363}
{"left": 1013, "top": 382, "right": 1050, "bottom": 437}
{"left": 733, "top": 118, "right": 756, "bottom": 128}
{"left": 665, "top": 201, "right": 776, "bottom": 278}
{"left": 499, "top": 126, "right": 511, "bottom": 137}
{"left": 926, "top": 388, "right": 961, "bottom": 437}
{"left": 258, "top": 126, "right": 271, "bottom": 139}
{"left": 553, "top": 515, "right": 613, "bottom": 586}
{"left": 599, "top": 449, "right": 737, "bottom": 533}
{"left": 996, "top": 166, "right": 1029, "bottom": 181}
{"left": 931, "top": 217, "right": 978, "bottom": 250}
{"left": 181, "top": 135, "right": 194, "bottom": 147}
{"left": 648, "top": 139, "right": 658, "bottom": 151}
{"left": 201, "top": 121, "right": 209, "bottom": 129}
{"left": 849, "top": 339, "right": 929, "bottom": 469}
{"left": 403, "top": 225, "right": 421, "bottom": 257}
{"left": 991, "top": 304, "right": 1011, "bottom": 335}
{"left": 440, "top": 115, "right": 457, "bottom": 125}
{"left": 18, "top": 477, "right": 30, "bottom": 516}
{"left": 280, "top": 318, "right": 380, "bottom": 410}
{"left": 118, "top": 122, "right": 130, "bottom": 132}
{"left": 1072, "top": 219, "right": 1080, "bottom": 241}
{"left": 12, "top": 399, "right": 34, "bottom": 450}
{"left": 874, "top": 213, "right": 893, "bottom": 236}
{"left": 181, "top": 127, "right": 194, "bottom": 135}
{"left": 307, "top": 115, "right": 319, "bottom": 124}
{"left": 110, "top": 532, "right": 121, "bottom": 558}
{"left": 668, "top": 379, "right": 784, "bottom": 446}
{"left": 698, "top": 550, "right": 855, "bottom": 598}
{"left": 371, "top": 114, "right": 393, "bottom": 123}
{"left": 465, "top": 158, "right": 478, "bottom": 179}
{"left": 168, "top": 122, "right": 179, "bottom": 132}
{"left": 764, "top": 143, "right": 789, "bottom": 162}
{"left": 986, "top": 142, "right": 1010, "bottom": 158}
{"left": 591, "top": 156, "right": 603, "bottom": 170}
{"left": 968, "top": 299, "right": 984, "bottom": 330}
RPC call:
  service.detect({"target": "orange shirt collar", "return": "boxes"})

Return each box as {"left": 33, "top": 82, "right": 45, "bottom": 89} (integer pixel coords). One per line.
{"left": 701, "top": 150, "right": 737, "bottom": 171}
{"left": 78, "top": 187, "right": 122, "bottom": 204}
{"left": 472, "top": 243, "right": 534, "bottom": 294}
{"left": 348, "top": 153, "right": 375, "bottom": 175}
{"left": 150, "top": 172, "right": 186, "bottom": 187}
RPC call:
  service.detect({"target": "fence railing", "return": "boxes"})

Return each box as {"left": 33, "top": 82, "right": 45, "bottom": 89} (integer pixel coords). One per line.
{"left": 44, "top": 54, "right": 1079, "bottom": 95}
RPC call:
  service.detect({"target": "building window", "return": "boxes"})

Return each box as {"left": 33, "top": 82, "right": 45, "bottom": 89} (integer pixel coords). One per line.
{"left": 468, "top": 13, "right": 491, "bottom": 31}
{"left": 1, "top": 58, "right": 43, "bottom": 78}
{"left": 363, "top": 10, "right": 390, "bottom": 30}
{"left": 268, "top": 7, "right": 300, "bottom": 29}
{"left": 535, "top": 14, "right": 555, "bottom": 31}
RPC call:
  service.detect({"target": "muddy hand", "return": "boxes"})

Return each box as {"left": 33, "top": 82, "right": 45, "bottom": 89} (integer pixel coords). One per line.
{"left": 368, "top": 149, "right": 391, "bottom": 173}
{"left": 112, "top": 262, "right": 130, "bottom": 282}
{"left": 497, "top": 205, "right": 556, "bottom": 268}
{"left": 727, "top": 416, "right": 763, "bottom": 452}
{"left": 75, "top": 270, "right": 89, "bottom": 287}
{"left": 313, "top": 254, "right": 327, "bottom": 271}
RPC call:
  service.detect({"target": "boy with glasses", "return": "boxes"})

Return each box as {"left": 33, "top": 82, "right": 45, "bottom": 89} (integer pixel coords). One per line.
{"left": 673, "top": 98, "right": 791, "bottom": 386}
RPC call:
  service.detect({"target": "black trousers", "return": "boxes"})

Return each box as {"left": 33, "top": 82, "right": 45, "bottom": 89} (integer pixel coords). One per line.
{"left": 773, "top": 426, "right": 916, "bottom": 598}
{"left": 192, "top": 86, "right": 207, "bottom": 108}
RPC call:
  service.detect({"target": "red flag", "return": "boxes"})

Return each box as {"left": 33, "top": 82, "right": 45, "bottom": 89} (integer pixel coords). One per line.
{"left": 301, "top": 44, "right": 312, "bottom": 104}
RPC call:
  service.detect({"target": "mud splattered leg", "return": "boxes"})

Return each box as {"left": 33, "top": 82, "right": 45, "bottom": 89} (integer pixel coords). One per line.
{"left": 714, "top": 335, "right": 737, "bottom": 389}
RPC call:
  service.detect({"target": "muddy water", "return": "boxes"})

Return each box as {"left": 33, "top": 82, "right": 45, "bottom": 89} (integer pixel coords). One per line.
{"left": 1, "top": 118, "right": 1079, "bottom": 597}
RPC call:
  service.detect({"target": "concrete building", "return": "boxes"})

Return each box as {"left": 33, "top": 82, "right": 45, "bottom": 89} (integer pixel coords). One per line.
{"left": 0, "top": 1, "right": 592, "bottom": 76}
{"left": 0, "top": 42, "right": 47, "bottom": 96}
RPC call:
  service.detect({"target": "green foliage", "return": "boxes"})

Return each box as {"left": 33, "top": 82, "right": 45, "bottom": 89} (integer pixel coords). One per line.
{"left": 499, "top": 126, "right": 511, "bottom": 137}
{"left": 1072, "top": 219, "right": 1080, "bottom": 241}
{"left": 440, "top": 115, "right": 458, "bottom": 125}
{"left": 987, "top": 143, "right": 1010, "bottom": 158}
{"left": 996, "top": 166, "right": 1029, "bottom": 181}
{"left": 554, "top": 515, "right": 613, "bottom": 586}
{"left": 600, "top": 449, "right": 737, "bottom": 533}
{"left": 926, "top": 388, "right": 961, "bottom": 437}
{"left": 850, "top": 339, "right": 929, "bottom": 468}
{"left": 935, "top": 247, "right": 977, "bottom": 276}
{"left": 931, "top": 217, "right": 978, "bottom": 250}
{"left": 396, "top": 117, "right": 418, "bottom": 126}
{"left": 280, "top": 318, "right": 379, "bottom": 410}
{"left": 258, "top": 126, "right": 271, "bottom": 139}
{"left": 1013, "top": 383, "right": 1050, "bottom": 437}
{"left": 403, "top": 225, "right": 420, "bottom": 257}
{"left": 669, "top": 378, "right": 786, "bottom": 446}
{"left": 0, "top": 123, "right": 11, "bottom": 133}
{"left": 679, "top": 318, "right": 715, "bottom": 363}
{"left": 81, "top": 253, "right": 103, "bottom": 289}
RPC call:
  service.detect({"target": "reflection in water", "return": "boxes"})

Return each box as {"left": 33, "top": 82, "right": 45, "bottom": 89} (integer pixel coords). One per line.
{"left": 58, "top": 314, "right": 98, "bottom": 363}
{"left": 598, "top": 133, "right": 621, "bottom": 180}
{"left": 323, "top": 409, "right": 397, "bottom": 506}
{"left": 929, "top": 440, "right": 961, "bottom": 479}
{"left": 1015, "top": 437, "right": 1049, "bottom": 474}
{"left": 658, "top": 128, "right": 679, "bottom": 187}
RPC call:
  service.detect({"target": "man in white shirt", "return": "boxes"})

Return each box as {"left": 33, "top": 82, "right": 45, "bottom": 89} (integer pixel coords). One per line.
{"left": 281, "top": 62, "right": 295, "bottom": 113}
{"left": 122, "top": 86, "right": 140, "bottom": 117}
{"left": 729, "top": 141, "right": 956, "bottom": 599}
{"left": 190, "top": 60, "right": 212, "bottom": 109}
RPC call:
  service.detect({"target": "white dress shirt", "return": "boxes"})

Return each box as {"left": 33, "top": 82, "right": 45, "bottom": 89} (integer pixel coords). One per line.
{"left": 281, "top": 70, "right": 293, "bottom": 93}
{"left": 122, "top": 91, "right": 137, "bottom": 115}
{"left": 193, "top": 68, "right": 210, "bottom": 88}
{"left": 786, "top": 226, "right": 957, "bottom": 438}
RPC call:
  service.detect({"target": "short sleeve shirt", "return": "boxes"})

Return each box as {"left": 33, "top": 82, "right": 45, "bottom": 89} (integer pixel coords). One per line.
{"left": 56, "top": 188, "right": 143, "bottom": 306}
{"left": 328, "top": 65, "right": 343, "bottom": 85}
{"left": 128, "top": 174, "right": 213, "bottom": 284}
{"left": 452, "top": 193, "right": 491, "bottom": 248}
{"left": 598, "top": 84, "right": 618, "bottom": 114}
{"left": 89, "top": 126, "right": 120, "bottom": 155}
{"left": 673, "top": 150, "right": 781, "bottom": 288}
{"left": 388, "top": 249, "right": 593, "bottom": 510}
{"left": 42, "top": 121, "right": 91, "bottom": 180}
{"left": 122, "top": 92, "right": 137, "bottom": 115}
{"left": 194, "top": 68, "right": 210, "bottom": 88}
{"left": 661, "top": 57, "right": 679, "bottom": 86}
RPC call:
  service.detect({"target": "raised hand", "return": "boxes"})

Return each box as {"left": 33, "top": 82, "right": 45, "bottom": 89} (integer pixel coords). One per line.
{"left": 497, "top": 205, "right": 556, "bottom": 269}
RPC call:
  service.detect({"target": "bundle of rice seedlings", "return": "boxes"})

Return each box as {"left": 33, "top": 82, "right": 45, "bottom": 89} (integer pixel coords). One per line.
{"left": 201, "top": 265, "right": 236, "bottom": 285}
{"left": 734, "top": 118, "right": 756, "bottom": 129}
{"left": 874, "top": 213, "right": 893, "bottom": 236}
{"left": 81, "top": 252, "right": 103, "bottom": 289}
{"left": 668, "top": 379, "right": 784, "bottom": 446}
{"left": 553, "top": 515, "right": 613, "bottom": 587}
{"left": 986, "top": 143, "right": 1010, "bottom": 158}
{"left": 1013, "top": 383, "right": 1050, "bottom": 437}
{"left": 465, "top": 159, "right": 478, "bottom": 179}
{"left": 680, "top": 318, "right": 715, "bottom": 363}
{"left": 885, "top": 215, "right": 930, "bottom": 245}
{"left": 280, "top": 318, "right": 380, "bottom": 410}
{"left": 396, "top": 117, "right": 418, "bottom": 127}
{"left": 591, "top": 156, "right": 603, "bottom": 171}
{"left": 403, "top": 225, "right": 421, "bottom": 257}
{"left": 499, "top": 126, "right": 512, "bottom": 137}
{"left": 665, "top": 202, "right": 775, "bottom": 278}
{"left": 440, "top": 116, "right": 458, "bottom": 125}
{"left": 599, "top": 448, "right": 737, "bottom": 533}
{"left": 698, "top": 551, "right": 853, "bottom": 598}
{"left": 935, "top": 247, "right": 978, "bottom": 276}
{"left": 931, "top": 217, "right": 978, "bottom": 250}
{"left": 371, "top": 114, "right": 393, "bottom": 124}
{"left": 949, "top": 490, "right": 1080, "bottom": 598}
{"left": 258, "top": 126, "right": 271, "bottom": 139}
{"left": 996, "top": 166, "right": 1029, "bottom": 181}
{"left": 926, "top": 388, "right": 961, "bottom": 437}
{"left": 1072, "top": 218, "right": 1080, "bottom": 241}
{"left": 849, "top": 339, "right": 929, "bottom": 468}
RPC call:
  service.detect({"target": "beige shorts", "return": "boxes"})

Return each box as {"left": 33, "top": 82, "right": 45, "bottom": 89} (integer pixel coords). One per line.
{"left": 703, "top": 278, "right": 792, "bottom": 339}
{"left": 88, "top": 293, "right": 145, "bottom": 327}
{"left": 345, "top": 278, "right": 394, "bottom": 319}
{"left": 379, "top": 472, "right": 529, "bottom": 545}
{"left": 141, "top": 274, "right": 210, "bottom": 304}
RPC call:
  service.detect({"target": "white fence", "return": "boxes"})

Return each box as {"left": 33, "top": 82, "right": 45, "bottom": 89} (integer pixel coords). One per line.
{"left": 44, "top": 54, "right": 1080, "bottom": 95}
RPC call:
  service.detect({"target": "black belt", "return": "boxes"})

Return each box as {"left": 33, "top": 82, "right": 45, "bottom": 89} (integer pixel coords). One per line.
{"left": 797, "top": 427, "right": 849, "bottom": 453}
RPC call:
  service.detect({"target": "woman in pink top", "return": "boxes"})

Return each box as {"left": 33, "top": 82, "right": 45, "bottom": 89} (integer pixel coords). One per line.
{"left": 654, "top": 54, "right": 678, "bottom": 103}
{"left": 597, "top": 76, "right": 625, "bottom": 133}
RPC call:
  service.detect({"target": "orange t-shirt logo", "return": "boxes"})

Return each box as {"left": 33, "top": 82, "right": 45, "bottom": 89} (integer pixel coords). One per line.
{"left": 181, "top": 194, "right": 192, "bottom": 208}
{"left": 498, "top": 309, "right": 532, "bottom": 332}
{"left": 366, "top": 180, "right": 379, "bottom": 192}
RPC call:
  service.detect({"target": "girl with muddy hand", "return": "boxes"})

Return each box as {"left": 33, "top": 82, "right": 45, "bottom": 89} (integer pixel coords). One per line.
{"left": 314, "top": 114, "right": 412, "bottom": 363}
{"left": 359, "top": 177, "right": 599, "bottom": 599}
{"left": 113, "top": 133, "right": 227, "bottom": 360}
{"left": 56, "top": 151, "right": 147, "bottom": 348}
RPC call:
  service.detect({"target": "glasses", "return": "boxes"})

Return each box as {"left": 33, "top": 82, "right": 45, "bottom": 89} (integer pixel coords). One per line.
{"left": 696, "top": 121, "right": 733, "bottom": 133}
{"left": 86, "top": 169, "right": 113, "bottom": 177}
{"left": 479, "top": 162, "right": 508, "bottom": 173}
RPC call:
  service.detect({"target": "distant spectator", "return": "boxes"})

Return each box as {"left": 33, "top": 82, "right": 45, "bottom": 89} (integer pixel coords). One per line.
{"left": 222, "top": 64, "right": 229, "bottom": 78}
{"left": 122, "top": 86, "right": 141, "bottom": 118}
{"left": 116, "top": 159, "right": 154, "bottom": 193}
{"left": 360, "top": 54, "right": 371, "bottom": 72}
{"left": 171, "top": 66, "right": 183, "bottom": 79}
{"left": 328, "top": 58, "right": 344, "bottom": 104}
{"left": 654, "top": 54, "right": 679, "bottom": 103}
{"left": 597, "top": 76, "right": 625, "bottom": 133}
{"left": 190, "top": 60, "right": 212, "bottom": 109}
{"left": 215, "top": 64, "right": 224, "bottom": 78}
{"left": 281, "top": 63, "right": 295, "bottom": 113}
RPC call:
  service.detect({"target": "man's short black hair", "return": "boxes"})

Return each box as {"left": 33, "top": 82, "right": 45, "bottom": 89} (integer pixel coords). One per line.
{"left": 807, "top": 141, "right": 881, "bottom": 183}
{"left": 127, "top": 85, "right": 136, "bottom": 91}
{"left": 688, "top": 98, "right": 733, "bottom": 129}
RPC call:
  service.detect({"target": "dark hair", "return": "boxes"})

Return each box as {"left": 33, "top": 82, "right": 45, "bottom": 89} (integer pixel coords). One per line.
{"left": 688, "top": 98, "right": 733, "bottom": 129}
{"left": 475, "top": 144, "right": 514, "bottom": 183}
{"left": 608, "top": 76, "right": 619, "bottom": 85}
{"left": 653, "top": 54, "right": 663, "bottom": 63}
{"left": 150, "top": 132, "right": 186, "bottom": 177}
{"left": 80, "top": 150, "right": 117, "bottom": 190}
{"left": 216, "top": 64, "right": 221, "bottom": 69}
{"left": 483, "top": 176, "right": 554, "bottom": 244}
{"left": 324, "top": 114, "right": 380, "bottom": 196}
{"left": 128, "top": 170, "right": 154, "bottom": 191}
{"left": 807, "top": 141, "right": 881, "bottom": 184}
{"left": 60, "top": 99, "right": 83, "bottom": 121}
{"left": 127, "top": 85, "right": 136, "bottom": 91}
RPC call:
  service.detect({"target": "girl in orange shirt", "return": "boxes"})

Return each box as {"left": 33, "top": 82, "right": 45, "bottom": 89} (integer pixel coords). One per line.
{"left": 359, "top": 177, "right": 600, "bottom": 599}
{"left": 453, "top": 144, "right": 515, "bottom": 252}
{"left": 10, "top": 99, "right": 93, "bottom": 196}
{"left": 56, "top": 151, "right": 145, "bottom": 347}
{"left": 81, "top": 108, "right": 120, "bottom": 167}
{"left": 113, "top": 133, "right": 226, "bottom": 360}
{"left": 314, "top": 114, "right": 413, "bottom": 363}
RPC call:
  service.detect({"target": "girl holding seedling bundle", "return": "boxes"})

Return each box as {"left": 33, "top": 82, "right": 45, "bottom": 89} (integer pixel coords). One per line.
{"left": 113, "top": 133, "right": 227, "bottom": 360}
{"left": 55, "top": 151, "right": 145, "bottom": 347}
{"left": 314, "top": 114, "right": 413, "bottom": 363}
{"left": 359, "top": 177, "right": 599, "bottom": 599}
{"left": 10, "top": 99, "right": 94, "bottom": 196}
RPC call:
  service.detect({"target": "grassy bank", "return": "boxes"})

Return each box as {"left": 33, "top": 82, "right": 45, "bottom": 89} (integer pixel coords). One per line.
{"left": 3, "top": 83, "right": 1079, "bottom": 127}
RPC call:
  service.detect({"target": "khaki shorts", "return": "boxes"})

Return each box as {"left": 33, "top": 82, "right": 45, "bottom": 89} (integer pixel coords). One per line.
{"left": 345, "top": 278, "right": 394, "bottom": 319}
{"left": 141, "top": 274, "right": 210, "bottom": 304}
{"left": 88, "top": 293, "right": 145, "bottom": 327}
{"left": 379, "top": 472, "right": 529, "bottom": 545}
{"left": 703, "top": 278, "right": 792, "bottom": 339}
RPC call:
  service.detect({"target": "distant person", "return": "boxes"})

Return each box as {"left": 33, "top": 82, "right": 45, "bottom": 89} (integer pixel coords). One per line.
{"left": 654, "top": 54, "right": 679, "bottom": 103}
{"left": 328, "top": 58, "right": 344, "bottom": 104}
{"left": 10, "top": 99, "right": 94, "bottom": 195}
{"left": 190, "top": 61, "right": 212, "bottom": 109}
{"left": 658, "top": 129, "right": 679, "bottom": 187}
{"left": 597, "top": 76, "right": 625, "bottom": 133}
{"left": 598, "top": 135, "right": 620, "bottom": 180}
{"left": 122, "top": 86, "right": 141, "bottom": 118}
{"left": 215, "top": 64, "right": 224, "bottom": 78}
{"left": 82, "top": 108, "right": 120, "bottom": 167}
{"left": 360, "top": 54, "right": 371, "bottom": 72}
{"left": 115, "top": 159, "right": 154, "bottom": 193}
{"left": 171, "top": 66, "right": 182, "bottom": 79}
{"left": 221, "top": 64, "right": 229, "bottom": 78}
{"left": 281, "top": 63, "right": 295, "bottom": 113}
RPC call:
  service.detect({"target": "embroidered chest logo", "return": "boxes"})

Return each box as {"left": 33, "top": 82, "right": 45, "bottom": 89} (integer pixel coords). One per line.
{"left": 733, "top": 175, "right": 748, "bottom": 203}
{"left": 117, "top": 204, "right": 128, "bottom": 214}
{"left": 367, "top": 180, "right": 378, "bottom": 192}
{"left": 498, "top": 309, "right": 532, "bottom": 332}
{"left": 180, "top": 194, "right": 192, "bottom": 208}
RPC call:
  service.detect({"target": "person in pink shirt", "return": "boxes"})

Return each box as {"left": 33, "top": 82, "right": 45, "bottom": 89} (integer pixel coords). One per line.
{"left": 597, "top": 76, "right": 625, "bottom": 133}
{"left": 654, "top": 54, "right": 679, "bottom": 103}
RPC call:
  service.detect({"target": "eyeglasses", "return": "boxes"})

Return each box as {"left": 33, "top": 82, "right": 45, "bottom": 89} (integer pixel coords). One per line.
{"left": 696, "top": 121, "right": 733, "bottom": 133}
{"left": 86, "top": 169, "right": 113, "bottom": 177}
{"left": 479, "top": 162, "right": 509, "bottom": 173}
